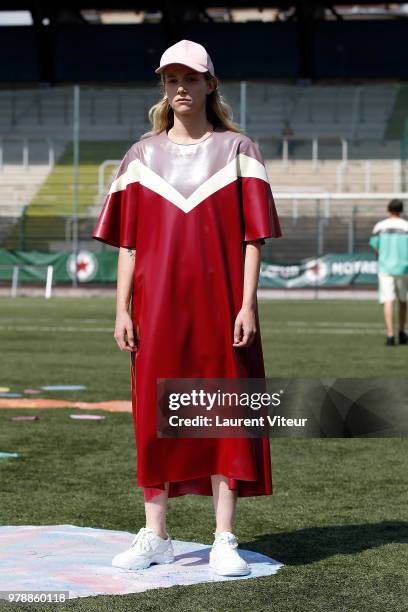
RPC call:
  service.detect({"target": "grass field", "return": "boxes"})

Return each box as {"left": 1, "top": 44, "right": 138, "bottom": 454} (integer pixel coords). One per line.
{"left": 0, "top": 298, "right": 407, "bottom": 611}
{"left": 29, "top": 141, "right": 132, "bottom": 216}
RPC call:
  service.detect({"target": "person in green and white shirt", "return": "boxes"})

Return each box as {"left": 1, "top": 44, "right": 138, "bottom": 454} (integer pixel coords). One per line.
{"left": 369, "top": 199, "right": 408, "bottom": 346}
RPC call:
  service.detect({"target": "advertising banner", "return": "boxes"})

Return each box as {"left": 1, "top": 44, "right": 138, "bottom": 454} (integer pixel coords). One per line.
{"left": 0, "top": 250, "right": 378, "bottom": 287}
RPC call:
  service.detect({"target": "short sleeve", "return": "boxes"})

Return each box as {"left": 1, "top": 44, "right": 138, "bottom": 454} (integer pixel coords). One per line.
{"left": 92, "top": 146, "right": 140, "bottom": 249}
{"left": 369, "top": 223, "right": 380, "bottom": 251}
{"left": 238, "top": 137, "right": 282, "bottom": 245}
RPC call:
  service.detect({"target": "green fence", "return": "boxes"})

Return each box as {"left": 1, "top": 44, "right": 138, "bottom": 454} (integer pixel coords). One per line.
{"left": 0, "top": 205, "right": 398, "bottom": 266}
{"left": 402, "top": 117, "right": 408, "bottom": 193}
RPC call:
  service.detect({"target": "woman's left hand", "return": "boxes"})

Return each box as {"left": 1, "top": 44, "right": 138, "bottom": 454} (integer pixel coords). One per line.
{"left": 233, "top": 306, "right": 257, "bottom": 348}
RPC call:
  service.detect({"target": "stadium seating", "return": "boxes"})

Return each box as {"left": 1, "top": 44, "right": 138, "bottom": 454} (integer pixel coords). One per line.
{"left": 0, "top": 83, "right": 400, "bottom": 142}
{"left": 0, "top": 83, "right": 404, "bottom": 255}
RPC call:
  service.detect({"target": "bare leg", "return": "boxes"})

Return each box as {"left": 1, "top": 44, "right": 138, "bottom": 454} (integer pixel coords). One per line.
{"left": 144, "top": 483, "right": 169, "bottom": 539}
{"left": 399, "top": 301, "right": 406, "bottom": 332}
{"left": 383, "top": 301, "right": 394, "bottom": 337}
{"left": 211, "top": 474, "right": 238, "bottom": 533}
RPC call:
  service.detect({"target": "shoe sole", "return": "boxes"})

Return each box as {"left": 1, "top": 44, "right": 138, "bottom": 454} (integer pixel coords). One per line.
{"left": 112, "top": 553, "right": 175, "bottom": 571}
{"left": 208, "top": 561, "right": 250, "bottom": 576}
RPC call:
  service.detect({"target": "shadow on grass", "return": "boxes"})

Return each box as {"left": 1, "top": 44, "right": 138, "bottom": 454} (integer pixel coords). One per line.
{"left": 242, "top": 521, "right": 408, "bottom": 565}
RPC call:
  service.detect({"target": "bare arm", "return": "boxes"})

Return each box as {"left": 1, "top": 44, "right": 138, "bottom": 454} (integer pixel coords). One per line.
{"left": 114, "top": 247, "right": 137, "bottom": 352}
{"left": 233, "top": 240, "right": 262, "bottom": 348}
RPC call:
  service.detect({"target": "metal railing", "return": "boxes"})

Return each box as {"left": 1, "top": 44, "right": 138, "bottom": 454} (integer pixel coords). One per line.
{"left": 254, "top": 135, "right": 349, "bottom": 167}
{"left": 0, "top": 136, "right": 55, "bottom": 170}
{"left": 335, "top": 160, "right": 402, "bottom": 192}
{"left": 1, "top": 193, "right": 407, "bottom": 264}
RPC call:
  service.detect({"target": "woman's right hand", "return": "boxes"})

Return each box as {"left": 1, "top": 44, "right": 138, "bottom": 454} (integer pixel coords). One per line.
{"left": 114, "top": 311, "right": 138, "bottom": 352}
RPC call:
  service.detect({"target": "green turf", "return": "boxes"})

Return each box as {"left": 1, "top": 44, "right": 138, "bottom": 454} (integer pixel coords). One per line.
{"left": 0, "top": 298, "right": 407, "bottom": 611}
{"left": 385, "top": 83, "right": 408, "bottom": 140}
{"left": 29, "top": 141, "right": 133, "bottom": 216}
{"left": 4, "top": 141, "right": 133, "bottom": 250}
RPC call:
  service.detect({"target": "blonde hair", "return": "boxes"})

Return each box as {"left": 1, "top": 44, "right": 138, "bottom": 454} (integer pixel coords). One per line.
{"left": 139, "top": 71, "right": 244, "bottom": 140}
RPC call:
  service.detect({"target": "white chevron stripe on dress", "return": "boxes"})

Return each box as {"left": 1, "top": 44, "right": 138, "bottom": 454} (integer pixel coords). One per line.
{"left": 238, "top": 153, "right": 269, "bottom": 182}
{"left": 108, "top": 154, "right": 269, "bottom": 214}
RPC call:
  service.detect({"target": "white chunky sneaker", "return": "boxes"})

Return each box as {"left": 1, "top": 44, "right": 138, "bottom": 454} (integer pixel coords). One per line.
{"left": 209, "top": 531, "right": 250, "bottom": 576}
{"left": 112, "top": 527, "right": 175, "bottom": 570}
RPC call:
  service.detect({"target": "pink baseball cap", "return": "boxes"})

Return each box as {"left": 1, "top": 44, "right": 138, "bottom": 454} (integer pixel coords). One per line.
{"left": 155, "top": 39, "right": 215, "bottom": 77}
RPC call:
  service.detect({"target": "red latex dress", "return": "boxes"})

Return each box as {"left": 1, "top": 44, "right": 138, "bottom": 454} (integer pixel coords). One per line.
{"left": 92, "top": 125, "right": 281, "bottom": 500}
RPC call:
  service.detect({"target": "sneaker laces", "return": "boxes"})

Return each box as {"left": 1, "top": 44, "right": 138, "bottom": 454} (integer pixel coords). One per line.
{"left": 130, "top": 527, "right": 154, "bottom": 553}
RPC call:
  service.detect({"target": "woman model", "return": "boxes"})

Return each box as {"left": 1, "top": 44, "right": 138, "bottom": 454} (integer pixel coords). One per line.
{"left": 92, "top": 39, "right": 281, "bottom": 577}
